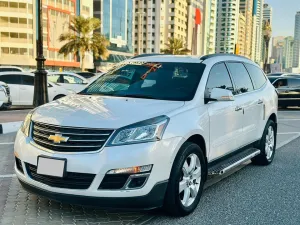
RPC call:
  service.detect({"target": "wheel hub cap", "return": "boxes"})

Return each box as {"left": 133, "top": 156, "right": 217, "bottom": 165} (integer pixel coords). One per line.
{"left": 179, "top": 153, "right": 201, "bottom": 207}
{"left": 265, "top": 126, "right": 275, "bottom": 160}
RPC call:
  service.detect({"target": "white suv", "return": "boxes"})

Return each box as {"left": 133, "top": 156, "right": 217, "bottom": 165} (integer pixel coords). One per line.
{"left": 14, "top": 54, "right": 278, "bottom": 216}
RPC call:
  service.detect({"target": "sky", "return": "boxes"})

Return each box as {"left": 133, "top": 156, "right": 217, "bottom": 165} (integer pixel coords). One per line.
{"left": 265, "top": 0, "right": 299, "bottom": 37}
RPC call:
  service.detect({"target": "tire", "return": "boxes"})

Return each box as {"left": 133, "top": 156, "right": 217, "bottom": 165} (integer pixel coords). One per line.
{"left": 53, "top": 95, "right": 65, "bottom": 100}
{"left": 163, "top": 142, "right": 206, "bottom": 217}
{"left": 252, "top": 120, "right": 276, "bottom": 165}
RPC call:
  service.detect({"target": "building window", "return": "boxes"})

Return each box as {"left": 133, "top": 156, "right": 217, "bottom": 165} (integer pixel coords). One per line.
{"left": 152, "top": 48, "right": 155, "bottom": 52}
{"left": 1, "top": 47, "right": 9, "bottom": 54}
{"left": 152, "top": 8, "right": 155, "bottom": 12}
{"left": 10, "top": 48, "right": 19, "bottom": 54}
{"left": 152, "top": 40, "right": 155, "bottom": 44}
{"left": 152, "top": 16, "right": 155, "bottom": 20}
{"left": 143, "top": 48, "right": 146, "bottom": 53}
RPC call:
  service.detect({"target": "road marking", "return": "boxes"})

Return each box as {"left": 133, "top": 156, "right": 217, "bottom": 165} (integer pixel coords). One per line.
{"left": 278, "top": 132, "right": 300, "bottom": 134}
{"left": 277, "top": 133, "right": 300, "bottom": 149}
{"left": 279, "top": 119, "right": 300, "bottom": 121}
{"left": 0, "top": 174, "right": 16, "bottom": 178}
{"left": 0, "top": 142, "right": 14, "bottom": 145}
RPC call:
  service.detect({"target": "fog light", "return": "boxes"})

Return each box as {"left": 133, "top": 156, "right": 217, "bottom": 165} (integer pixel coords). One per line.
{"left": 107, "top": 164, "right": 152, "bottom": 174}
{"left": 127, "top": 176, "right": 147, "bottom": 189}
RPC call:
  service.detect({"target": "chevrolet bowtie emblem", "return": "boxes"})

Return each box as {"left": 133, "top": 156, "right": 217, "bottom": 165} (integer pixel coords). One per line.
{"left": 48, "top": 134, "right": 69, "bottom": 144}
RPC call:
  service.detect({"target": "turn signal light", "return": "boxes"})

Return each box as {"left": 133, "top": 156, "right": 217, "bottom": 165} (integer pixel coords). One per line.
{"left": 107, "top": 165, "right": 152, "bottom": 174}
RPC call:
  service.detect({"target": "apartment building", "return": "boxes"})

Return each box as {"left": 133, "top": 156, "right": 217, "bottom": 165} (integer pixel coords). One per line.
{"left": 203, "top": 0, "right": 217, "bottom": 54}
{"left": 293, "top": 11, "right": 300, "bottom": 68}
{"left": 262, "top": 3, "right": 272, "bottom": 63}
{"left": 215, "top": 0, "right": 240, "bottom": 54}
{"left": 237, "top": 13, "right": 246, "bottom": 56}
{"left": 252, "top": 0, "right": 264, "bottom": 65}
{"left": 0, "top": 0, "right": 93, "bottom": 70}
{"left": 239, "top": 0, "right": 253, "bottom": 58}
{"left": 283, "top": 36, "right": 294, "bottom": 70}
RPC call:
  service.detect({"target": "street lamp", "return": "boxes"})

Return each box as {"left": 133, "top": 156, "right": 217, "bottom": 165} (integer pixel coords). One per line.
{"left": 263, "top": 20, "right": 272, "bottom": 73}
{"left": 33, "top": 0, "right": 48, "bottom": 107}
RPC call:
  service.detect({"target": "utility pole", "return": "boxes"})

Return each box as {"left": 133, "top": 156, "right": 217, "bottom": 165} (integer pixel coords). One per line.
{"left": 33, "top": 0, "right": 48, "bottom": 107}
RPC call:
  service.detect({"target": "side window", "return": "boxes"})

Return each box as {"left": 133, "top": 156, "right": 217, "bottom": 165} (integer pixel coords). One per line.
{"left": 273, "top": 79, "right": 288, "bottom": 88}
{"left": 288, "top": 79, "right": 300, "bottom": 87}
{"left": 0, "top": 75, "right": 21, "bottom": 84}
{"left": 63, "top": 75, "right": 83, "bottom": 84}
{"left": 227, "top": 62, "right": 254, "bottom": 94}
{"left": 244, "top": 64, "right": 266, "bottom": 89}
{"left": 21, "top": 75, "right": 34, "bottom": 86}
{"left": 48, "top": 74, "right": 61, "bottom": 83}
{"left": 205, "top": 63, "right": 234, "bottom": 98}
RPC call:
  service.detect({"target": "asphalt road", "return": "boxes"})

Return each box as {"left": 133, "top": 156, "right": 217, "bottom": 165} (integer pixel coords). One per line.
{"left": 0, "top": 110, "right": 300, "bottom": 224}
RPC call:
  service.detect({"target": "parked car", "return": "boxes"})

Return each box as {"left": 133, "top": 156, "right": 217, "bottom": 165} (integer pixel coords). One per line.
{"left": 48, "top": 72, "right": 89, "bottom": 92}
{"left": 0, "top": 66, "right": 24, "bottom": 72}
{"left": 0, "top": 81, "right": 11, "bottom": 109}
{"left": 0, "top": 72, "right": 73, "bottom": 106}
{"left": 268, "top": 76, "right": 300, "bottom": 108}
{"left": 282, "top": 73, "right": 300, "bottom": 77}
{"left": 15, "top": 54, "right": 277, "bottom": 216}
{"left": 75, "top": 71, "right": 96, "bottom": 79}
{"left": 266, "top": 72, "right": 284, "bottom": 77}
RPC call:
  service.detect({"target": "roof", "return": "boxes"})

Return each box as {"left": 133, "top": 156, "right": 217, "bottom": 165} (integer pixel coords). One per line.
{"left": 0, "top": 72, "right": 33, "bottom": 76}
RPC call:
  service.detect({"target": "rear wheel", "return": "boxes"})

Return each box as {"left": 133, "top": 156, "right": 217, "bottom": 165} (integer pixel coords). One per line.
{"left": 252, "top": 120, "right": 276, "bottom": 165}
{"left": 164, "top": 142, "right": 206, "bottom": 216}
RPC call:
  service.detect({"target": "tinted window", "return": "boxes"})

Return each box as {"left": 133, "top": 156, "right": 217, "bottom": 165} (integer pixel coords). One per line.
{"left": 205, "top": 63, "right": 234, "bottom": 98}
{"left": 82, "top": 62, "right": 206, "bottom": 101}
{"left": 0, "top": 75, "right": 21, "bottom": 84}
{"left": 288, "top": 79, "right": 300, "bottom": 87}
{"left": 227, "top": 63, "right": 254, "bottom": 94}
{"left": 21, "top": 75, "right": 34, "bottom": 86}
{"left": 273, "top": 79, "right": 287, "bottom": 88}
{"left": 0, "top": 68, "right": 22, "bottom": 72}
{"left": 268, "top": 77, "right": 278, "bottom": 84}
{"left": 76, "top": 72, "right": 95, "bottom": 79}
{"left": 244, "top": 64, "right": 266, "bottom": 89}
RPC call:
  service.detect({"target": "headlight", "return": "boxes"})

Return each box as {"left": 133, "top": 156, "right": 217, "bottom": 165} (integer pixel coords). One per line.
{"left": 20, "top": 110, "right": 35, "bottom": 137}
{"left": 107, "top": 115, "right": 169, "bottom": 146}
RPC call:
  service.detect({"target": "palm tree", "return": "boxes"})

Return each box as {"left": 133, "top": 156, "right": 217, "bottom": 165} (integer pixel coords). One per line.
{"left": 263, "top": 20, "right": 272, "bottom": 73}
{"left": 59, "top": 16, "right": 110, "bottom": 71}
{"left": 161, "top": 38, "right": 191, "bottom": 55}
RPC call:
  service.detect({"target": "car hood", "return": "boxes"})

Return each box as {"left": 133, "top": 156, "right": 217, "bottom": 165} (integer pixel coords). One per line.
{"left": 32, "top": 94, "right": 185, "bottom": 129}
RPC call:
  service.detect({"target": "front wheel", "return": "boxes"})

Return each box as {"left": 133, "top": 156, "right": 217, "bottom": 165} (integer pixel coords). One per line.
{"left": 164, "top": 142, "right": 206, "bottom": 216}
{"left": 252, "top": 120, "right": 276, "bottom": 165}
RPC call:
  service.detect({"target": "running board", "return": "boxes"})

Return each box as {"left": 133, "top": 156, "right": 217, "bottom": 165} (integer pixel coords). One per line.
{"left": 208, "top": 148, "right": 261, "bottom": 176}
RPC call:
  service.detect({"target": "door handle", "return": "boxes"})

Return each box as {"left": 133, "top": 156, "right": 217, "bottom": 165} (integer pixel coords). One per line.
{"left": 235, "top": 106, "right": 243, "bottom": 111}
{"left": 257, "top": 99, "right": 263, "bottom": 104}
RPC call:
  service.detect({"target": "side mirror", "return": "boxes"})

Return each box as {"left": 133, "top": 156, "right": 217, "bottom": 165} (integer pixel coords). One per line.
{"left": 209, "top": 88, "right": 234, "bottom": 102}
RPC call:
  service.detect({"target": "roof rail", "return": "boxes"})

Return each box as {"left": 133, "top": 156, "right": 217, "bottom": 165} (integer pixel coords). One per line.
{"left": 200, "top": 53, "right": 251, "bottom": 61}
{"left": 131, "top": 53, "right": 167, "bottom": 59}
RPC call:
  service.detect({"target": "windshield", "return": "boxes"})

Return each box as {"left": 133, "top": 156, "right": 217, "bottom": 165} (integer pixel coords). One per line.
{"left": 81, "top": 61, "right": 206, "bottom": 101}
{"left": 268, "top": 77, "right": 278, "bottom": 84}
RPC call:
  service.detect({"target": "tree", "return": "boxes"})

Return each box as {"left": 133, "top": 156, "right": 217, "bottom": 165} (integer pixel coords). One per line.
{"left": 59, "top": 16, "right": 110, "bottom": 71}
{"left": 161, "top": 38, "right": 191, "bottom": 55}
{"left": 263, "top": 20, "right": 272, "bottom": 73}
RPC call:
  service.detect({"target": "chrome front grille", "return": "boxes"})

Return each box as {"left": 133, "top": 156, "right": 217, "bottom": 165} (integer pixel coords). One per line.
{"left": 32, "top": 121, "right": 114, "bottom": 152}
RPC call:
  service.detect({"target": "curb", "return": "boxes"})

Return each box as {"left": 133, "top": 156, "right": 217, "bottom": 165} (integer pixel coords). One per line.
{"left": 0, "top": 121, "right": 23, "bottom": 134}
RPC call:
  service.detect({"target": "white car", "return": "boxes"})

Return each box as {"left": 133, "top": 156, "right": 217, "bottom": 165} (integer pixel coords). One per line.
{"left": 0, "top": 66, "right": 24, "bottom": 72}
{"left": 0, "top": 72, "right": 72, "bottom": 106}
{"left": 14, "top": 54, "right": 278, "bottom": 216}
{"left": 0, "top": 81, "right": 11, "bottom": 109}
{"left": 48, "top": 72, "right": 89, "bottom": 93}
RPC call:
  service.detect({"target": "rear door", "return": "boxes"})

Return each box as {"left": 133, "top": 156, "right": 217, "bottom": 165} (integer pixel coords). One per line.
{"left": 19, "top": 75, "right": 34, "bottom": 105}
{"left": 0, "top": 74, "right": 21, "bottom": 105}
{"left": 226, "top": 62, "right": 258, "bottom": 146}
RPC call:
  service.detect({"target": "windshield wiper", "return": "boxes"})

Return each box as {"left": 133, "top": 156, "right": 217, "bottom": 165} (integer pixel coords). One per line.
{"left": 121, "top": 94, "right": 158, "bottom": 99}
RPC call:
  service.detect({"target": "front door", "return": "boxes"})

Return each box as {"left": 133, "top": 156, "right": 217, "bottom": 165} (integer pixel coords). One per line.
{"left": 206, "top": 63, "right": 244, "bottom": 161}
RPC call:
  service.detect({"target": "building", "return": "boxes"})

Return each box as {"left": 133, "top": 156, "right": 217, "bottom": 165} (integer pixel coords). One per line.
{"left": 203, "top": 0, "right": 217, "bottom": 54}
{"left": 271, "top": 36, "right": 285, "bottom": 67}
{"left": 262, "top": 3, "right": 272, "bottom": 63}
{"left": 0, "top": 0, "right": 93, "bottom": 70}
{"left": 252, "top": 0, "right": 264, "bottom": 65}
{"left": 237, "top": 13, "right": 246, "bottom": 56}
{"left": 93, "top": 0, "right": 134, "bottom": 70}
{"left": 215, "top": 0, "right": 240, "bottom": 54}
{"left": 239, "top": 0, "right": 253, "bottom": 58}
{"left": 283, "top": 36, "right": 294, "bottom": 70}
{"left": 293, "top": 11, "right": 300, "bottom": 68}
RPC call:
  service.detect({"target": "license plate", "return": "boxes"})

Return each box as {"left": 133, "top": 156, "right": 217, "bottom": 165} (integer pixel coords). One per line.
{"left": 37, "top": 156, "right": 66, "bottom": 177}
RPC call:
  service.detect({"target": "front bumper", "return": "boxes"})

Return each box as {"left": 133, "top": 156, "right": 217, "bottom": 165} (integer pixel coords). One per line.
{"left": 14, "top": 130, "right": 182, "bottom": 208}
{"left": 19, "top": 178, "right": 168, "bottom": 209}
{"left": 0, "top": 94, "right": 11, "bottom": 108}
